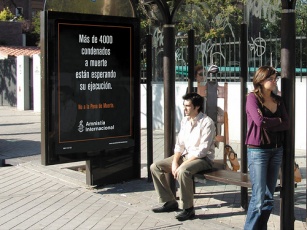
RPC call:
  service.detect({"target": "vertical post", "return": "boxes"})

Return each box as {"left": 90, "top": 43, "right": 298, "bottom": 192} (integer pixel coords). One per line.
{"left": 188, "top": 29, "right": 195, "bottom": 93}
{"left": 40, "top": 11, "right": 48, "bottom": 165}
{"left": 240, "top": 23, "right": 248, "bottom": 210}
{"left": 280, "top": 8, "right": 295, "bottom": 230}
{"left": 163, "top": 24, "right": 176, "bottom": 195}
{"left": 146, "top": 34, "right": 153, "bottom": 182}
{"left": 17, "top": 55, "right": 30, "bottom": 110}
{"left": 86, "top": 159, "right": 93, "bottom": 185}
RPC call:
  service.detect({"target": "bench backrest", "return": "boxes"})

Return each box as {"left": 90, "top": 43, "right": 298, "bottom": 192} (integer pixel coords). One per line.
{"left": 198, "top": 82, "right": 229, "bottom": 168}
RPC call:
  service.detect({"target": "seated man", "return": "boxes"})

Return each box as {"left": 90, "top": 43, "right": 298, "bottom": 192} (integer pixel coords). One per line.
{"left": 150, "top": 92, "right": 216, "bottom": 221}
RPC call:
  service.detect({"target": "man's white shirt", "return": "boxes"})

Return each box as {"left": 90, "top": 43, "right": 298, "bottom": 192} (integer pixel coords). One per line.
{"left": 174, "top": 112, "right": 216, "bottom": 161}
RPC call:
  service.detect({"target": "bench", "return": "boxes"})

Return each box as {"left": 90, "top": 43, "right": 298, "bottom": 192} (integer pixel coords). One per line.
{"left": 195, "top": 170, "right": 251, "bottom": 188}
{"left": 193, "top": 149, "right": 252, "bottom": 195}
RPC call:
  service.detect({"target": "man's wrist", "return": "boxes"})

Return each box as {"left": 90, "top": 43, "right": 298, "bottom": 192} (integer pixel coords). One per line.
{"left": 172, "top": 153, "right": 181, "bottom": 163}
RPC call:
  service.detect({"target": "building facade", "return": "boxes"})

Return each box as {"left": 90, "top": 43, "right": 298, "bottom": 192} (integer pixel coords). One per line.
{"left": 0, "top": 0, "right": 43, "bottom": 46}
{"left": 0, "top": 0, "right": 43, "bottom": 21}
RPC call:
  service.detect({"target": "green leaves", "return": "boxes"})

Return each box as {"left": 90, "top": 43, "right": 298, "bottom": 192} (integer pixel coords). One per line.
{"left": 0, "top": 7, "right": 15, "bottom": 21}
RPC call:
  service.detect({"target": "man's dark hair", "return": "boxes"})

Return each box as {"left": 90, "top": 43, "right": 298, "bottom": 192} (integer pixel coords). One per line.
{"left": 182, "top": 92, "right": 204, "bottom": 113}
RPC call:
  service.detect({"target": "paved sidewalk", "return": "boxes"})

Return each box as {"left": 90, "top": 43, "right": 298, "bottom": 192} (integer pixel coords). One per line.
{"left": 0, "top": 106, "right": 306, "bottom": 229}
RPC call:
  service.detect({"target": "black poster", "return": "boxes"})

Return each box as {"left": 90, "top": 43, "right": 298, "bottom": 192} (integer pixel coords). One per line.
{"left": 43, "top": 12, "right": 139, "bottom": 156}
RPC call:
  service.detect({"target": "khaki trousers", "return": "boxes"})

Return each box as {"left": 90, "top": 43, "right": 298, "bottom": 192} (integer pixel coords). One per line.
{"left": 150, "top": 155, "right": 212, "bottom": 209}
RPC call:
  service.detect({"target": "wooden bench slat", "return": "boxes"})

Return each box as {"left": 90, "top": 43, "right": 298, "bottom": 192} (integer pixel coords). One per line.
{"left": 200, "top": 169, "right": 251, "bottom": 188}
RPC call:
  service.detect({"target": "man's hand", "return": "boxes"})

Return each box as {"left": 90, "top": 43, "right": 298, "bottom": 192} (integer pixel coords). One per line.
{"left": 172, "top": 152, "right": 182, "bottom": 179}
{"left": 173, "top": 156, "right": 198, "bottom": 179}
{"left": 172, "top": 161, "right": 180, "bottom": 179}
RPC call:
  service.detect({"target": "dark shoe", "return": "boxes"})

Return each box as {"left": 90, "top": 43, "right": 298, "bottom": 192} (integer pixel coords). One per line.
{"left": 152, "top": 200, "right": 178, "bottom": 213}
{"left": 175, "top": 207, "right": 195, "bottom": 221}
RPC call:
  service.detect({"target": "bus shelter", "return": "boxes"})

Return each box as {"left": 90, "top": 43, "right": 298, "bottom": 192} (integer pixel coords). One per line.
{"left": 140, "top": 0, "right": 299, "bottom": 229}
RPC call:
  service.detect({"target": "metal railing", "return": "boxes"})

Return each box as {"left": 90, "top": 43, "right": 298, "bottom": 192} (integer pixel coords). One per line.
{"left": 141, "top": 35, "right": 307, "bottom": 83}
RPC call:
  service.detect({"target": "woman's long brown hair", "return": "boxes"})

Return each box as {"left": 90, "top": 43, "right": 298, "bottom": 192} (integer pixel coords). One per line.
{"left": 252, "top": 66, "right": 280, "bottom": 105}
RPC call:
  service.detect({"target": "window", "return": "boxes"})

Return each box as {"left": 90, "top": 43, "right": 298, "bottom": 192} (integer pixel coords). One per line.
{"left": 16, "top": 7, "right": 23, "bottom": 16}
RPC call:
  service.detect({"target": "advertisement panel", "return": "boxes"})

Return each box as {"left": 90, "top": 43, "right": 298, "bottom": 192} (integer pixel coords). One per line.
{"left": 41, "top": 11, "right": 140, "bottom": 163}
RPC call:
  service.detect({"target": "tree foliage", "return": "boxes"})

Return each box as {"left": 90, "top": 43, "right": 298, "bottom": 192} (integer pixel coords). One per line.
{"left": 1, "top": 0, "right": 306, "bottom": 48}
{"left": 296, "top": 0, "right": 307, "bottom": 35}
{"left": 0, "top": 7, "right": 16, "bottom": 21}
{"left": 179, "top": 0, "right": 243, "bottom": 40}
{"left": 32, "top": 12, "right": 41, "bottom": 36}
{"left": 138, "top": 0, "right": 244, "bottom": 42}
{"left": 138, "top": 0, "right": 307, "bottom": 40}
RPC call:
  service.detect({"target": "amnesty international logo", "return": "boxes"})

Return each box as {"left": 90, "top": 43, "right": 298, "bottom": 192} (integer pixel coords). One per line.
{"left": 77, "top": 119, "right": 115, "bottom": 132}
{"left": 78, "top": 120, "right": 84, "bottom": 132}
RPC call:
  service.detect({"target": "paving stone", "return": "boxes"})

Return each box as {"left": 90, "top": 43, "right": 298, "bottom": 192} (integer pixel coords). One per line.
{"left": 0, "top": 106, "right": 305, "bottom": 229}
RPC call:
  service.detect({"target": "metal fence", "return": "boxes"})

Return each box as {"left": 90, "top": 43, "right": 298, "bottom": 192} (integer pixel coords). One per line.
{"left": 141, "top": 31, "right": 307, "bottom": 83}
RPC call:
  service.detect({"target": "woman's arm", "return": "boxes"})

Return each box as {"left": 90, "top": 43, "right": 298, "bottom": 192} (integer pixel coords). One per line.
{"left": 246, "top": 93, "right": 281, "bottom": 128}
{"left": 268, "top": 101, "right": 290, "bottom": 132}
{"left": 246, "top": 93, "right": 289, "bottom": 131}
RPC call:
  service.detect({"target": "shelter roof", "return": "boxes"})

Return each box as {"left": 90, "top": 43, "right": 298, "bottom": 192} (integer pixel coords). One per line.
{"left": 0, "top": 46, "right": 40, "bottom": 59}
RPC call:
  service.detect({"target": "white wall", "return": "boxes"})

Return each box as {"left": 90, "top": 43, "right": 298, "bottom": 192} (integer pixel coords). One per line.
{"left": 33, "top": 54, "right": 41, "bottom": 112}
{"left": 141, "top": 79, "right": 306, "bottom": 150}
{"left": 295, "top": 78, "right": 306, "bottom": 150}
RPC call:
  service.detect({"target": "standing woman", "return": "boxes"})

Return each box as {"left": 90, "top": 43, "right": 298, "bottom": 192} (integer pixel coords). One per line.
{"left": 244, "top": 66, "right": 289, "bottom": 229}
